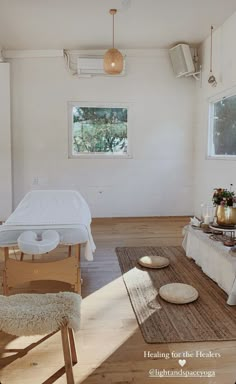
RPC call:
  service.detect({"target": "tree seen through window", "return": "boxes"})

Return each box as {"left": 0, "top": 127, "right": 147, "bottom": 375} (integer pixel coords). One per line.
{"left": 212, "top": 94, "right": 236, "bottom": 156}
{"left": 72, "top": 106, "right": 128, "bottom": 155}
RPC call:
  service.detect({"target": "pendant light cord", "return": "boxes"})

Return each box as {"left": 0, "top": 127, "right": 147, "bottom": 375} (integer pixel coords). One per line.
{"left": 208, "top": 24, "right": 217, "bottom": 86}
{"left": 112, "top": 13, "right": 115, "bottom": 48}
{"left": 109, "top": 9, "right": 117, "bottom": 49}
{"left": 210, "top": 25, "right": 213, "bottom": 73}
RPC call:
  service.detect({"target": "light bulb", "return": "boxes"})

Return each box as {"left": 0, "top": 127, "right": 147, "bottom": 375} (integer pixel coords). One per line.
{"left": 111, "top": 62, "right": 115, "bottom": 67}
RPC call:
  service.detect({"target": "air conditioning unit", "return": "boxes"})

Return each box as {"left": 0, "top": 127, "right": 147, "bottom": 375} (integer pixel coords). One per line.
{"left": 77, "top": 55, "right": 125, "bottom": 77}
{"left": 169, "top": 44, "right": 195, "bottom": 77}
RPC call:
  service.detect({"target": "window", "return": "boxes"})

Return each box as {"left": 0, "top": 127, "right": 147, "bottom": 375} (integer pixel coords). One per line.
{"left": 208, "top": 90, "right": 236, "bottom": 158}
{"left": 68, "top": 102, "right": 131, "bottom": 158}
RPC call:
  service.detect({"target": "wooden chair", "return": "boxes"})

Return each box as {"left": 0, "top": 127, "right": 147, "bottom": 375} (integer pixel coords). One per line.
{"left": 0, "top": 292, "right": 81, "bottom": 384}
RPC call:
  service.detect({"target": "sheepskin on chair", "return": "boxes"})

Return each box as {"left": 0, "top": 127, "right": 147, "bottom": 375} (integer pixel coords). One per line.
{"left": 0, "top": 292, "right": 81, "bottom": 384}
{"left": 0, "top": 291, "right": 81, "bottom": 336}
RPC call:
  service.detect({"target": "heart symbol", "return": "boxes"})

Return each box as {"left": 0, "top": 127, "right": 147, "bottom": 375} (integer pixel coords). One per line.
{"left": 178, "top": 359, "right": 186, "bottom": 367}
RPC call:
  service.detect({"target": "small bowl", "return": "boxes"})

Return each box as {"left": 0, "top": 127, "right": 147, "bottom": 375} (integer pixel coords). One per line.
{"left": 223, "top": 239, "right": 235, "bottom": 247}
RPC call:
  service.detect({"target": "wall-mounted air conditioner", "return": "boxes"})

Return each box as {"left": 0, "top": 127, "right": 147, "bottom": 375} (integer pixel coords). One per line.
{"left": 77, "top": 55, "right": 125, "bottom": 77}
{"left": 169, "top": 44, "right": 195, "bottom": 78}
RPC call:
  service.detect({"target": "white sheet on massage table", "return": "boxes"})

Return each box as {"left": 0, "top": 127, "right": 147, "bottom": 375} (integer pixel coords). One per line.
{"left": 0, "top": 190, "right": 95, "bottom": 260}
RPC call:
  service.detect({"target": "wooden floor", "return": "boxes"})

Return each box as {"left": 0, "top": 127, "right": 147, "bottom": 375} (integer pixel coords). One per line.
{"left": 0, "top": 217, "right": 236, "bottom": 383}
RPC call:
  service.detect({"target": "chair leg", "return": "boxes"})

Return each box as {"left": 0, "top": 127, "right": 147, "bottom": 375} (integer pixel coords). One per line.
{"left": 75, "top": 244, "right": 81, "bottom": 294}
{"left": 3, "top": 247, "right": 9, "bottom": 295}
{"left": 61, "top": 325, "right": 75, "bottom": 384}
{"left": 68, "top": 328, "right": 78, "bottom": 364}
{"left": 3, "top": 270, "right": 9, "bottom": 295}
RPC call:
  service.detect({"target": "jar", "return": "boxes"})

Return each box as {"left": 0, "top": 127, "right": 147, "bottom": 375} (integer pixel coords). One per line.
{"left": 200, "top": 203, "right": 214, "bottom": 224}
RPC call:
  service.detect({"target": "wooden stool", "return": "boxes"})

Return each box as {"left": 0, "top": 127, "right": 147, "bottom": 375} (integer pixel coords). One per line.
{"left": 0, "top": 291, "right": 81, "bottom": 384}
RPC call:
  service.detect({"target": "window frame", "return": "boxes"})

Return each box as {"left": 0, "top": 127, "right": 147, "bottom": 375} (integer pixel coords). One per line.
{"left": 207, "top": 86, "right": 236, "bottom": 160}
{"left": 68, "top": 101, "right": 132, "bottom": 159}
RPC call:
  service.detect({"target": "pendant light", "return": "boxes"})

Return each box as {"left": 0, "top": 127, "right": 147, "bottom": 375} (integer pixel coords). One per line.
{"left": 208, "top": 25, "right": 217, "bottom": 87}
{"left": 104, "top": 9, "right": 123, "bottom": 75}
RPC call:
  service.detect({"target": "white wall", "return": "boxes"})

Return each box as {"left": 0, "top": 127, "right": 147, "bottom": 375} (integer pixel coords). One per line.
{"left": 0, "top": 63, "right": 12, "bottom": 220}
{"left": 194, "top": 12, "right": 236, "bottom": 217}
{"left": 10, "top": 50, "right": 195, "bottom": 217}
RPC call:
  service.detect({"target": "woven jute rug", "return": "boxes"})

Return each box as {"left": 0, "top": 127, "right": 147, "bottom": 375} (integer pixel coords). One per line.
{"left": 116, "top": 246, "right": 236, "bottom": 343}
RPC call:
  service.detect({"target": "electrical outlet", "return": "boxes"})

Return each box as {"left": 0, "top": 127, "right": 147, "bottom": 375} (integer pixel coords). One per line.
{"left": 32, "top": 176, "right": 39, "bottom": 185}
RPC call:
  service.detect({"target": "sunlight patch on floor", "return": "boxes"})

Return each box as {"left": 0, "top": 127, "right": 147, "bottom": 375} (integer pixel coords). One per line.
{"left": 72, "top": 275, "right": 138, "bottom": 383}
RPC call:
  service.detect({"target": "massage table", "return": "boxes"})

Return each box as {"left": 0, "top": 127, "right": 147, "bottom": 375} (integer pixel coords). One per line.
{"left": 0, "top": 190, "right": 96, "bottom": 295}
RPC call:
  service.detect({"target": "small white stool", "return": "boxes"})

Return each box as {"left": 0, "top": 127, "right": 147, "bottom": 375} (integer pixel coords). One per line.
{"left": 0, "top": 291, "right": 81, "bottom": 384}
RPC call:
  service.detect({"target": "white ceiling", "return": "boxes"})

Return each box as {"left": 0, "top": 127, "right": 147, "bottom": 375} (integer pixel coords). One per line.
{"left": 0, "top": 0, "right": 236, "bottom": 50}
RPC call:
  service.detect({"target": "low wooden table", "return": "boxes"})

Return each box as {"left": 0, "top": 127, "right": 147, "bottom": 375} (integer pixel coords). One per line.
{"left": 182, "top": 225, "right": 236, "bottom": 305}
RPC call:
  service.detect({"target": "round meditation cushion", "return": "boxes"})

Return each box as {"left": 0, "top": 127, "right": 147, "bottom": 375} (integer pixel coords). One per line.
{"left": 159, "top": 283, "right": 198, "bottom": 304}
{"left": 138, "top": 255, "right": 170, "bottom": 269}
{"left": 17, "top": 230, "right": 60, "bottom": 255}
